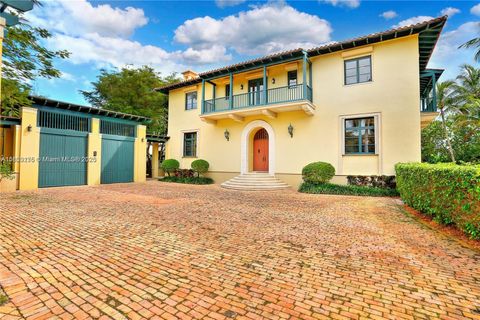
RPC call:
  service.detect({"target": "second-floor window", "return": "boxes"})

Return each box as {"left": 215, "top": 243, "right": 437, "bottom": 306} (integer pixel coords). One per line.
{"left": 344, "top": 117, "right": 375, "bottom": 154}
{"left": 183, "top": 132, "right": 197, "bottom": 157}
{"left": 288, "top": 70, "right": 297, "bottom": 87}
{"left": 344, "top": 56, "right": 372, "bottom": 85}
{"left": 185, "top": 92, "right": 197, "bottom": 110}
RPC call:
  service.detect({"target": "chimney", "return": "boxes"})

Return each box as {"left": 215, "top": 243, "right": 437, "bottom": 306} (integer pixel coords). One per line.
{"left": 181, "top": 70, "right": 198, "bottom": 81}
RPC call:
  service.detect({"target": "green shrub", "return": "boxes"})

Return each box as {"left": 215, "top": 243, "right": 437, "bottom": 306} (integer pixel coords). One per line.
{"left": 395, "top": 162, "right": 480, "bottom": 239}
{"left": 191, "top": 159, "right": 209, "bottom": 177}
{"left": 299, "top": 182, "right": 399, "bottom": 197}
{"left": 159, "top": 176, "right": 214, "bottom": 185}
{"left": 161, "top": 159, "right": 179, "bottom": 177}
{"left": 0, "top": 161, "right": 14, "bottom": 182}
{"left": 302, "top": 162, "right": 335, "bottom": 184}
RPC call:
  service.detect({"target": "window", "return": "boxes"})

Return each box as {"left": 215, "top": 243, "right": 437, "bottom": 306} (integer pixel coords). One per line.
{"left": 185, "top": 92, "right": 197, "bottom": 110}
{"left": 225, "top": 84, "right": 230, "bottom": 99}
{"left": 344, "top": 117, "right": 375, "bottom": 154}
{"left": 183, "top": 132, "right": 197, "bottom": 157}
{"left": 344, "top": 56, "right": 372, "bottom": 85}
{"left": 288, "top": 70, "right": 297, "bottom": 87}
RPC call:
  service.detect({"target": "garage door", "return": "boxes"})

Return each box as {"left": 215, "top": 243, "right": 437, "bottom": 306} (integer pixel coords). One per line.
{"left": 37, "top": 109, "right": 90, "bottom": 188}
{"left": 101, "top": 136, "right": 134, "bottom": 184}
{"left": 100, "top": 120, "right": 136, "bottom": 184}
{"left": 38, "top": 131, "right": 88, "bottom": 188}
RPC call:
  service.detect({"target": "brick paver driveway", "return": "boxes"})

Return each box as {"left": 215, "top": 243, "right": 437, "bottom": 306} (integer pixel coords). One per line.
{"left": 0, "top": 182, "right": 479, "bottom": 320}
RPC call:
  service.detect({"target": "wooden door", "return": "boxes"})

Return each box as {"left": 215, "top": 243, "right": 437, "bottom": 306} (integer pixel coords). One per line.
{"left": 253, "top": 129, "right": 269, "bottom": 172}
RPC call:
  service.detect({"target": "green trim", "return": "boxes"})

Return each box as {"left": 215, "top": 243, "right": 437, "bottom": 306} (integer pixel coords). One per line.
{"left": 39, "top": 127, "right": 89, "bottom": 137}
{"left": 101, "top": 134, "right": 136, "bottom": 142}
{"left": 344, "top": 55, "right": 372, "bottom": 85}
{"left": 0, "top": 119, "right": 20, "bottom": 126}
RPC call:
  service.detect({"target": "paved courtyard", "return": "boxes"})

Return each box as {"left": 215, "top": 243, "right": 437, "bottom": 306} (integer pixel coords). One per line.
{"left": 0, "top": 182, "right": 479, "bottom": 320}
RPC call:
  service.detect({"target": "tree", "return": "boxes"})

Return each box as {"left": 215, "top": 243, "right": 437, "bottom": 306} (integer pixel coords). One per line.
{"left": 459, "top": 36, "right": 480, "bottom": 62}
{"left": 81, "top": 66, "right": 179, "bottom": 133}
{"left": 1, "top": 13, "right": 70, "bottom": 116}
{"left": 435, "top": 81, "right": 457, "bottom": 162}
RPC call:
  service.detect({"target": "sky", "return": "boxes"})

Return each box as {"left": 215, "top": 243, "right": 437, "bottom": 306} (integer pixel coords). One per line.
{"left": 23, "top": 0, "right": 480, "bottom": 106}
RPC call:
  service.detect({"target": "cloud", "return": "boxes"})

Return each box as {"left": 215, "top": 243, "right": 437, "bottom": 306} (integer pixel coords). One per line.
{"left": 429, "top": 22, "right": 480, "bottom": 79}
{"left": 379, "top": 10, "right": 397, "bottom": 20}
{"left": 392, "top": 16, "right": 433, "bottom": 28}
{"left": 320, "top": 0, "right": 360, "bottom": 9}
{"left": 440, "top": 7, "right": 460, "bottom": 17}
{"left": 174, "top": 3, "right": 332, "bottom": 55}
{"left": 25, "top": 0, "right": 231, "bottom": 71}
{"left": 471, "top": 3, "right": 480, "bottom": 16}
{"left": 215, "top": 0, "right": 246, "bottom": 8}
{"left": 26, "top": 0, "right": 148, "bottom": 38}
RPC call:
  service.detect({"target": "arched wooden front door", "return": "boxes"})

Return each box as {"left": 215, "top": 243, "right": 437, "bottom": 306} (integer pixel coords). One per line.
{"left": 253, "top": 128, "right": 269, "bottom": 172}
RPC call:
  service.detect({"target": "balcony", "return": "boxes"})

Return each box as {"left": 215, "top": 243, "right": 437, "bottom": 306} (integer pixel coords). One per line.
{"left": 200, "top": 83, "right": 315, "bottom": 123}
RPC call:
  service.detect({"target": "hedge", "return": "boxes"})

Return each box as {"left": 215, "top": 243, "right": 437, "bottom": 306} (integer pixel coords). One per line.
{"left": 302, "top": 162, "right": 335, "bottom": 184}
{"left": 299, "top": 182, "right": 399, "bottom": 197}
{"left": 395, "top": 163, "right": 480, "bottom": 239}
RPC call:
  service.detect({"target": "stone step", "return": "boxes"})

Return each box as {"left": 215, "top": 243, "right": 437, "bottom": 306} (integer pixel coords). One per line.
{"left": 221, "top": 173, "right": 290, "bottom": 191}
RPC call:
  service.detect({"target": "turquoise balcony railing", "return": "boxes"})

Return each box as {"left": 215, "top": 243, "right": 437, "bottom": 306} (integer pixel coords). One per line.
{"left": 203, "top": 83, "right": 312, "bottom": 114}
{"left": 421, "top": 96, "right": 437, "bottom": 112}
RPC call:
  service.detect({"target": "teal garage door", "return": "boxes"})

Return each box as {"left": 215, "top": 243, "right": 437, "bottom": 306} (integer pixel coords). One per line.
{"left": 38, "top": 130, "right": 88, "bottom": 188}
{"left": 101, "top": 135, "right": 134, "bottom": 184}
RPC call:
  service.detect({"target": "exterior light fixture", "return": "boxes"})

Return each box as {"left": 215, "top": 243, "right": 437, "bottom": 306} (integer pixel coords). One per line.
{"left": 272, "top": 78, "right": 275, "bottom": 84}
{"left": 141, "top": 138, "right": 145, "bottom": 142}
{"left": 224, "top": 129, "right": 230, "bottom": 141}
{"left": 240, "top": 84, "right": 244, "bottom": 90}
{"left": 288, "top": 123, "right": 294, "bottom": 138}
{"left": 27, "top": 124, "right": 32, "bottom": 132}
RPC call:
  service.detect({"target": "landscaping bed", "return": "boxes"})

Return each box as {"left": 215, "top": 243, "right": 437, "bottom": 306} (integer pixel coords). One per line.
{"left": 159, "top": 176, "right": 213, "bottom": 185}
{"left": 299, "top": 182, "right": 399, "bottom": 197}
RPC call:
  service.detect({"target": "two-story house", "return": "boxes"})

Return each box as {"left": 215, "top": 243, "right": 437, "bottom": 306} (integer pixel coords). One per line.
{"left": 156, "top": 16, "right": 446, "bottom": 190}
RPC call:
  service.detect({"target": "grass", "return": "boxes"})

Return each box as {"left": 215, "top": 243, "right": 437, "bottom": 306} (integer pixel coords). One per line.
{"left": 299, "top": 182, "right": 399, "bottom": 197}
{"left": 159, "top": 176, "right": 214, "bottom": 185}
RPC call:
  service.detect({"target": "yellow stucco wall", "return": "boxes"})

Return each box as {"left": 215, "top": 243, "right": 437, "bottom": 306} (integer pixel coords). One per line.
{"left": 134, "top": 125, "right": 147, "bottom": 182}
{"left": 18, "top": 107, "right": 40, "bottom": 190}
{"left": 167, "top": 36, "right": 421, "bottom": 187}
{"left": 87, "top": 118, "right": 102, "bottom": 185}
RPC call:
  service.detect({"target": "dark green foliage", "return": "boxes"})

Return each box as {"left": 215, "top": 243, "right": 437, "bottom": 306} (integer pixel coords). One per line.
{"left": 81, "top": 66, "right": 180, "bottom": 134}
{"left": 422, "top": 120, "right": 480, "bottom": 164}
{"left": 174, "top": 169, "right": 194, "bottom": 178}
{"left": 159, "top": 176, "right": 214, "bottom": 185}
{"left": 395, "top": 163, "right": 480, "bottom": 239}
{"left": 0, "top": 161, "right": 14, "bottom": 182}
{"left": 160, "top": 159, "right": 179, "bottom": 176}
{"left": 347, "top": 175, "right": 396, "bottom": 189}
{"left": 302, "top": 162, "right": 335, "bottom": 184}
{"left": 299, "top": 182, "right": 399, "bottom": 197}
{"left": 191, "top": 159, "right": 209, "bottom": 177}
{"left": 1, "top": 20, "right": 70, "bottom": 117}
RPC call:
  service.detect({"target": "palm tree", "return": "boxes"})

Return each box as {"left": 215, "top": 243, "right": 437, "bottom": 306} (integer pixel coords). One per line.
{"left": 459, "top": 37, "right": 480, "bottom": 62}
{"left": 436, "top": 81, "right": 457, "bottom": 162}
{"left": 453, "top": 64, "right": 480, "bottom": 113}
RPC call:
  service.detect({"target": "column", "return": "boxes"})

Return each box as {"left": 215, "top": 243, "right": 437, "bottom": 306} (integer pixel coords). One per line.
{"left": 87, "top": 118, "right": 101, "bottom": 185}
{"left": 151, "top": 142, "right": 159, "bottom": 178}
{"left": 134, "top": 124, "right": 147, "bottom": 182}
{"left": 19, "top": 107, "right": 40, "bottom": 190}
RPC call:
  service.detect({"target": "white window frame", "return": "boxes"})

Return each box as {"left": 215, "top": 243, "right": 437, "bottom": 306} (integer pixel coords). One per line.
{"left": 339, "top": 113, "right": 381, "bottom": 156}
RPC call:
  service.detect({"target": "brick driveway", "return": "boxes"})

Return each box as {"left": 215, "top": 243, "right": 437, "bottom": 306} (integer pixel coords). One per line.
{"left": 0, "top": 182, "right": 479, "bottom": 320}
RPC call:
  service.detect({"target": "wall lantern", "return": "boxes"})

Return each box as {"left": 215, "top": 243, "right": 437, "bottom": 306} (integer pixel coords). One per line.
{"left": 141, "top": 138, "right": 145, "bottom": 142}
{"left": 27, "top": 124, "right": 32, "bottom": 132}
{"left": 288, "top": 123, "right": 294, "bottom": 138}
{"left": 240, "top": 84, "right": 244, "bottom": 90}
{"left": 271, "top": 78, "right": 275, "bottom": 84}
{"left": 224, "top": 129, "right": 230, "bottom": 141}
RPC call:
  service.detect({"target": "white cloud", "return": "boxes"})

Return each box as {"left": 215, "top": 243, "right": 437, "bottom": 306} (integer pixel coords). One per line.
{"left": 215, "top": 0, "right": 246, "bottom": 8}
{"left": 24, "top": 0, "right": 232, "bottom": 72}
{"left": 26, "top": 0, "right": 148, "bottom": 38}
{"left": 440, "top": 7, "right": 460, "bottom": 17}
{"left": 430, "top": 22, "right": 480, "bottom": 80}
{"left": 320, "top": 0, "right": 360, "bottom": 9}
{"left": 379, "top": 10, "right": 397, "bottom": 20}
{"left": 471, "top": 3, "right": 480, "bottom": 16}
{"left": 174, "top": 3, "right": 332, "bottom": 56}
{"left": 392, "top": 16, "right": 433, "bottom": 28}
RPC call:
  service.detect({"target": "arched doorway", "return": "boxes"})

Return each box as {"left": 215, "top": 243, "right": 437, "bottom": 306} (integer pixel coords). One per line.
{"left": 253, "top": 129, "right": 269, "bottom": 172}
{"left": 240, "top": 120, "right": 275, "bottom": 175}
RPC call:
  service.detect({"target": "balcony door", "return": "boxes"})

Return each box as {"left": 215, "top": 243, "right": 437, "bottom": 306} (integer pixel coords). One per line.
{"left": 248, "top": 78, "right": 264, "bottom": 106}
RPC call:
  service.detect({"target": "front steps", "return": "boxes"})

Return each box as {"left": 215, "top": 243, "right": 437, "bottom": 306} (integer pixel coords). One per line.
{"left": 221, "top": 173, "right": 290, "bottom": 191}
